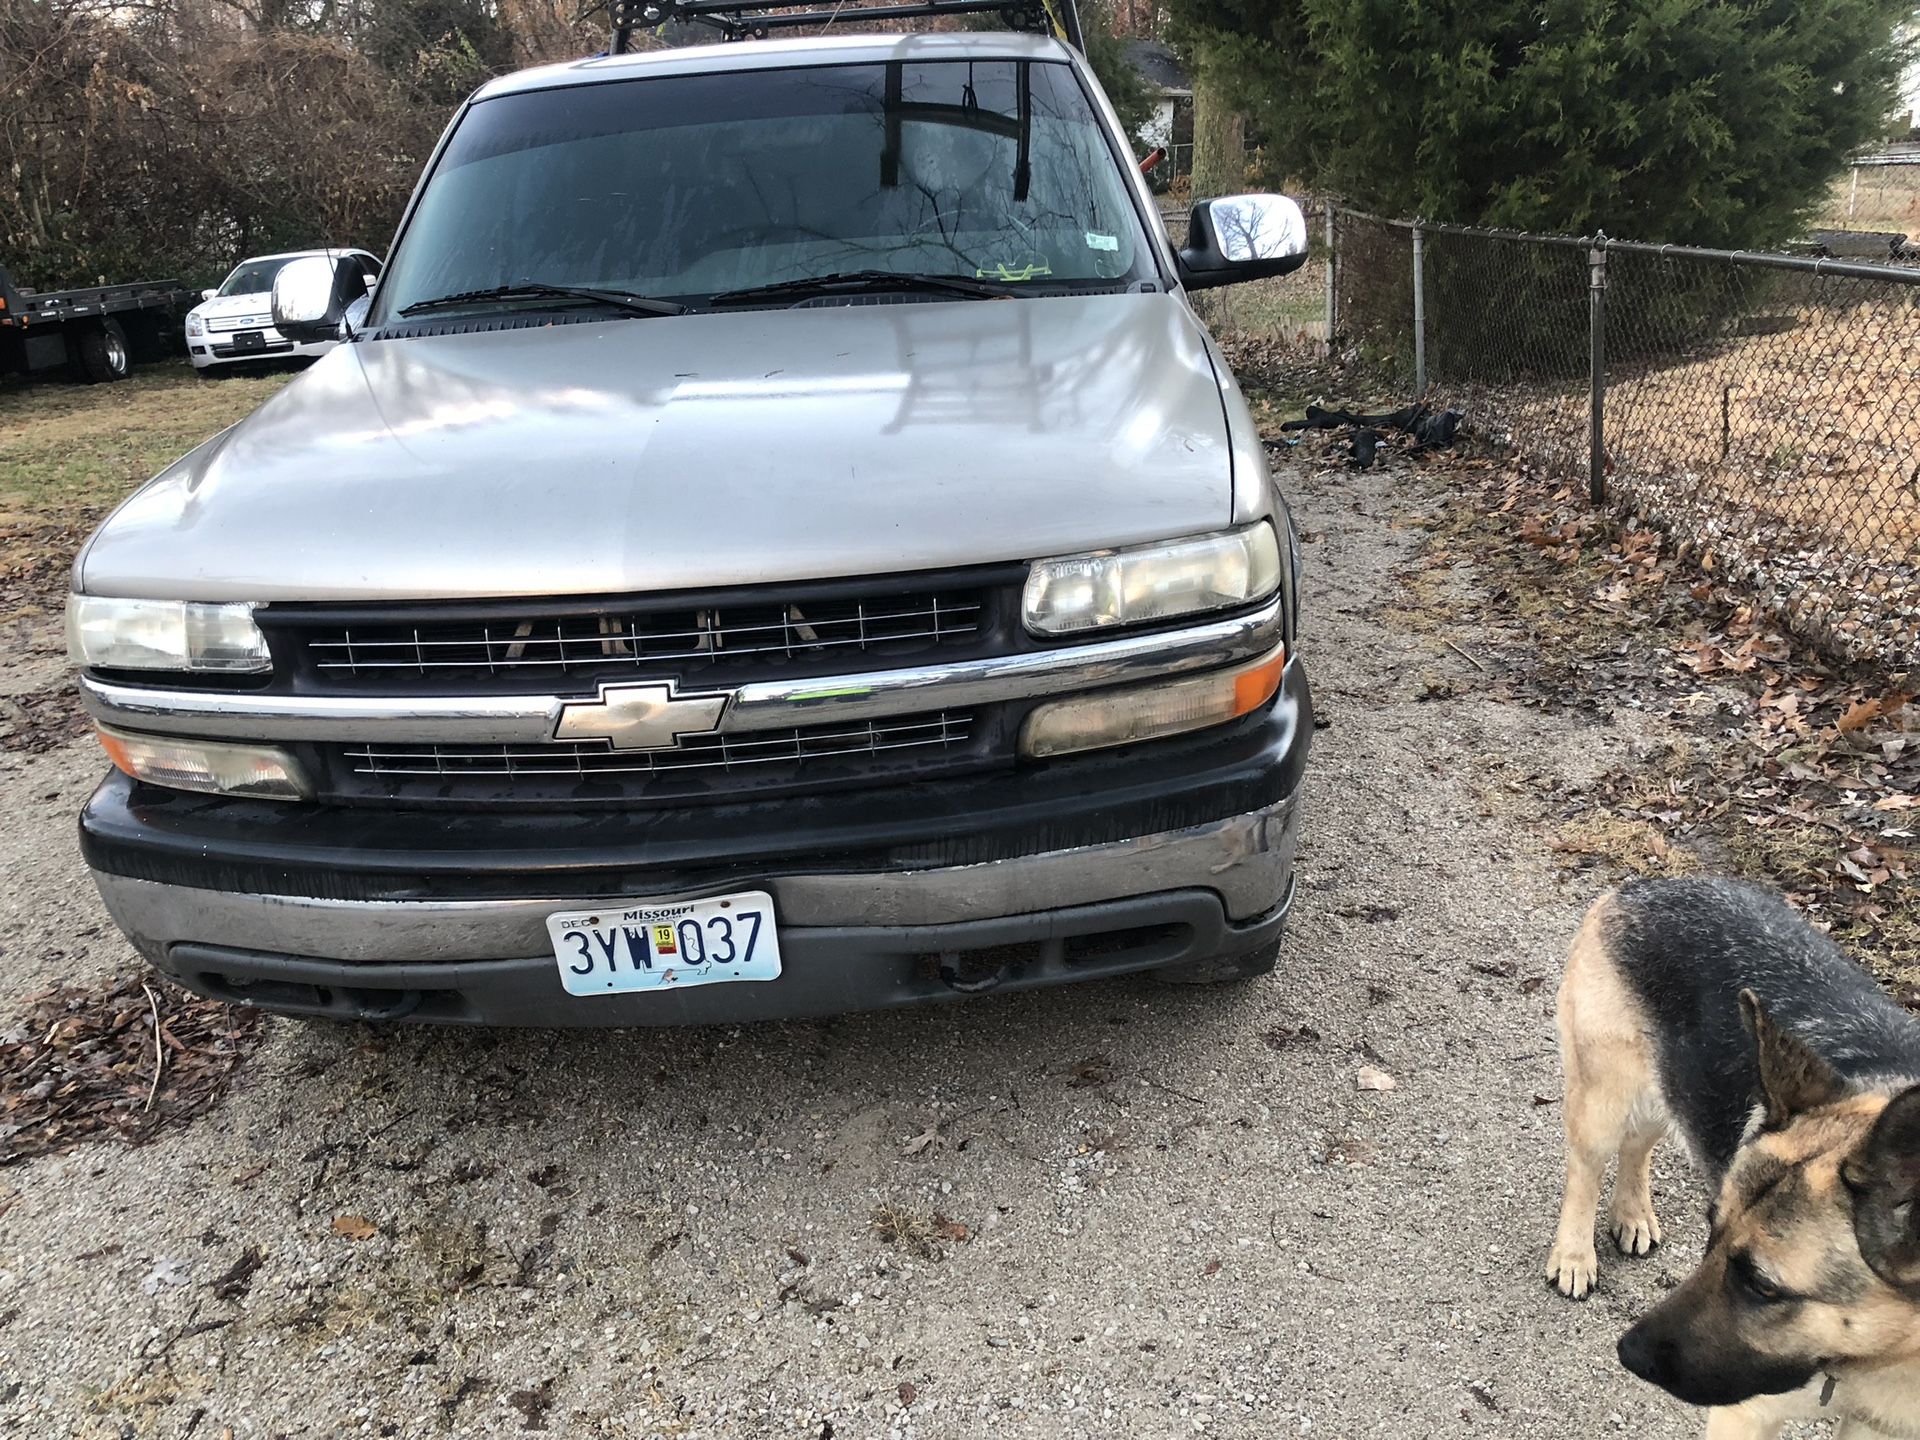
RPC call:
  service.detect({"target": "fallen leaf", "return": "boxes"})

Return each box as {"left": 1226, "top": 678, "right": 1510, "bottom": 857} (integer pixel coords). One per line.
{"left": 1201, "top": 1258, "right": 1222, "bottom": 1276}
{"left": 1837, "top": 693, "right": 1910, "bottom": 734}
{"left": 1356, "top": 1066, "right": 1397, "bottom": 1092}
{"left": 931, "top": 1214, "right": 970, "bottom": 1244}
{"left": 331, "top": 1214, "right": 377, "bottom": 1241}
{"left": 901, "top": 1127, "right": 938, "bottom": 1157}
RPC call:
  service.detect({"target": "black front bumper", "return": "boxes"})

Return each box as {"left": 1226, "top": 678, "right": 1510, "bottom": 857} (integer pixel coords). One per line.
{"left": 80, "top": 662, "right": 1312, "bottom": 1025}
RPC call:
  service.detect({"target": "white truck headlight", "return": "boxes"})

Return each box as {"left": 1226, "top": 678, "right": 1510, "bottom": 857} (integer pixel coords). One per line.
{"left": 67, "top": 595, "right": 270, "bottom": 673}
{"left": 185, "top": 312, "right": 206, "bottom": 337}
{"left": 96, "top": 726, "right": 309, "bottom": 800}
{"left": 1023, "top": 522, "right": 1281, "bottom": 636}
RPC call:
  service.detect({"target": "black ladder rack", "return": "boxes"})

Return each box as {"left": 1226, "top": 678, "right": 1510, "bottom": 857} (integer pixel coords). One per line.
{"left": 608, "top": 0, "right": 1081, "bottom": 53}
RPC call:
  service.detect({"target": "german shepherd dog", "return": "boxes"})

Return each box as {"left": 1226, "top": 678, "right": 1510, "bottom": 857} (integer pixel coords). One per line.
{"left": 1547, "top": 878, "right": 1920, "bottom": 1437}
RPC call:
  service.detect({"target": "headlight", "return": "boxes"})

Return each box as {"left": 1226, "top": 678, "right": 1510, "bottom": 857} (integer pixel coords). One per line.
{"left": 1021, "top": 644, "right": 1286, "bottom": 758}
{"left": 1023, "top": 522, "right": 1281, "bottom": 636}
{"left": 96, "top": 726, "right": 309, "bottom": 800}
{"left": 67, "top": 595, "right": 270, "bottom": 673}
{"left": 185, "top": 313, "right": 205, "bottom": 337}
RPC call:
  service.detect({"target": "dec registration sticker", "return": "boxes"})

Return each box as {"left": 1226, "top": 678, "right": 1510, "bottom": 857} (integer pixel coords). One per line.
{"left": 545, "top": 891, "right": 782, "bottom": 997}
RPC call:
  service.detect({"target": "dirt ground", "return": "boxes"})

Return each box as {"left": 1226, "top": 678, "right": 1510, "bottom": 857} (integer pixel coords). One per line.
{"left": 0, "top": 374, "right": 1852, "bottom": 1438}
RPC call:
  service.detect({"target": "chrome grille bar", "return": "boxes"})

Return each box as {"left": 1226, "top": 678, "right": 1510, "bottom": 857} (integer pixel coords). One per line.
{"left": 342, "top": 712, "right": 973, "bottom": 780}
{"left": 205, "top": 314, "right": 272, "bottom": 333}
{"left": 78, "top": 600, "right": 1284, "bottom": 744}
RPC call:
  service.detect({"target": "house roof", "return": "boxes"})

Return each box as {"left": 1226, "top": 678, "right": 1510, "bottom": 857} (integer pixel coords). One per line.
{"left": 1122, "top": 38, "right": 1190, "bottom": 96}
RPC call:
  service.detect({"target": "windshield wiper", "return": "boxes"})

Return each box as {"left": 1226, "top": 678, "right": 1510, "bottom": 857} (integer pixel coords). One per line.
{"left": 706, "top": 270, "right": 1023, "bottom": 307}
{"left": 398, "top": 282, "right": 686, "bottom": 318}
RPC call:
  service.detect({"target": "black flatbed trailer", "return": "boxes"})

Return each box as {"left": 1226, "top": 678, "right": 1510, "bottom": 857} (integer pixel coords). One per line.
{"left": 0, "top": 263, "right": 196, "bottom": 384}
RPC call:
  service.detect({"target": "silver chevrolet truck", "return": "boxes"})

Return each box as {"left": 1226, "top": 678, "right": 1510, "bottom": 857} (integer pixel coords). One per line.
{"left": 67, "top": 11, "right": 1313, "bottom": 1026}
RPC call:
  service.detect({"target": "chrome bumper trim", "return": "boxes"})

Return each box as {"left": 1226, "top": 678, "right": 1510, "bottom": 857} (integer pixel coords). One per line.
{"left": 91, "top": 793, "right": 1300, "bottom": 963}
{"left": 78, "top": 599, "right": 1281, "bottom": 744}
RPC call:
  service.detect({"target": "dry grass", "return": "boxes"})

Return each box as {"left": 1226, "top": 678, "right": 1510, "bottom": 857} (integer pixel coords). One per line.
{"left": 1814, "top": 165, "right": 1920, "bottom": 236}
{"left": 1608, "top": 305, "right": 1920, "bottom": 552}
{"left": 1550, "top": 814, "right": 1702, "bottom": 877}
{"left": 868, "top": 1200, "right": 942, "bottom": 1259}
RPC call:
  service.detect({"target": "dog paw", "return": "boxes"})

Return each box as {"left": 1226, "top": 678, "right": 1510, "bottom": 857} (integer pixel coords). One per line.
{"left": 1547, "top": 1242, "right": 1598, "bottom": 1301}
{"left": 1609, "top": 1211, "right": 1662, "bottom": 1258}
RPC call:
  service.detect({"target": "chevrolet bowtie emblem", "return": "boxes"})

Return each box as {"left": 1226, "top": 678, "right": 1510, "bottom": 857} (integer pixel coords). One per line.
{"left": 551, "top": 680, "right": 731, "bottom": 751}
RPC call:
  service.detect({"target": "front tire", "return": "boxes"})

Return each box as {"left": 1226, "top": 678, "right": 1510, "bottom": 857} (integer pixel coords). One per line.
{"left": 77, "top": 319, "right": 132, "bottom": 383}
{"left": 1150, "top": 938, "right": 1281, "bottom": 986}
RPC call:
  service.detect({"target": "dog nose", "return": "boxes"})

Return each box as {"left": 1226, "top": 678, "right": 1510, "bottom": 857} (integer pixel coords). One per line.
{"left": 1617, "top": 1326, "right": 1662, "bottom": 1383}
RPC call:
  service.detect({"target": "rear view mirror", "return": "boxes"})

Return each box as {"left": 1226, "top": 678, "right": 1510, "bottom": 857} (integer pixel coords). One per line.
{"left": 271, "top": 256, "right": 368, "bottom": 343}
{"left": 1180, "top": 194, "right": 1310, "bottom": 291}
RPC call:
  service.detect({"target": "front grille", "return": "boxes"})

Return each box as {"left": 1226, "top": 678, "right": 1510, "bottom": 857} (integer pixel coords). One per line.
{"left": 346, "top": 712, "right": 973, "bottom": 779}
{"left": 266, "top": 578, "right": 1008, "bottom": 694}
{"left": 323, "top": 709, "right": 991, "bottom": 806}
{"left": 207, "top": 313, "right": 271, "bottom": 333}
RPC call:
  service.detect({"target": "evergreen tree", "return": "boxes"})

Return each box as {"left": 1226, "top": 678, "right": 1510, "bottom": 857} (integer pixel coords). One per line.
{"left": 1171, "top": 0, "right": 1912, "bottom": 245}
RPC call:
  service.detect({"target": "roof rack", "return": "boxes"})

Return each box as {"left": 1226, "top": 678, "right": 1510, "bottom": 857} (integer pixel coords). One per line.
{"left": 608, "top": 0, "right": 1082, "bottom": 54}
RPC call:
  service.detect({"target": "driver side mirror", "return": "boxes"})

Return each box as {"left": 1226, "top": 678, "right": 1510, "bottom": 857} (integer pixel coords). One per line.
{"left": 200, "top": 288, "right": 218, "bottom": 302}
{"left": 271, "top": 256, "right": 371, "bottom": 343}
{"left": 1179, "top": 194, "right": 1310, "bottom": 291}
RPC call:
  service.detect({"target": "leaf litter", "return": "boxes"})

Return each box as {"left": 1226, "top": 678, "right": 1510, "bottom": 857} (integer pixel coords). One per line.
{"left": 1243, "top": 358, "right": 1917, "bottom": 1002}
{"left": 1, "top": 969, "right": 265, "bottom": 1165}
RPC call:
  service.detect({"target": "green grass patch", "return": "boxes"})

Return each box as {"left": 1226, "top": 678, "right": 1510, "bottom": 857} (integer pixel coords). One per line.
{"left": 0, "top": 362, "right": 291, "bottom": 520}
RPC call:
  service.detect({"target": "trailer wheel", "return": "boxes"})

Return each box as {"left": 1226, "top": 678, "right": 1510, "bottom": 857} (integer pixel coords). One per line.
{"left": 77, "top": 319, "right": 132, "bottom": 383}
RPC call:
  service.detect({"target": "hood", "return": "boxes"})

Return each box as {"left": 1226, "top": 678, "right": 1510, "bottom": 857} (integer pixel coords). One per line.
{"left": 190, "top": 293, "right": 273, "bottom": 325}
{"left": 81, "top": 294, "right": 1239, "bottom": 602}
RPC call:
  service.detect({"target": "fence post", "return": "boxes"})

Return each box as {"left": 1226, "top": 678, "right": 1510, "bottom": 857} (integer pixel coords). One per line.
{"left": 1411, "top": 222, "right": 1426, "bottom": 395}
{"left": 1323, "top": 204, "right": 1336, "bottom": 355}
{"left": 1588, "top": 233, "right": 1608, "bottom": 507}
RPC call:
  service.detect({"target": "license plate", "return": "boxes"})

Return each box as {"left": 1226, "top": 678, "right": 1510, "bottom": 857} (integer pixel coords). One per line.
{"left": 233, "top": 330, "right": 265, "bottom": 349}
{"left": 545, "top": 890, "right": 781, "bottom": 997}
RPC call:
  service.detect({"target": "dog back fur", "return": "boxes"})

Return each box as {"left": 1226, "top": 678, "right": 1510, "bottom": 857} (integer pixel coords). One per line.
{"left": 1598, "top": 877, "right": 1920, "bottom": 1177}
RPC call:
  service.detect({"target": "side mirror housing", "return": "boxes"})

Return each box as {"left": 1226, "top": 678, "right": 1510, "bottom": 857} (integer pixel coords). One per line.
{"left": 271, "top": 255, "right": 370, "bottom": 343}
{"left": 200, "top": 288, "right": 219, "bottom": 302}
{"left": 1179, "top": 194, "right": 1310, "bottom": 291}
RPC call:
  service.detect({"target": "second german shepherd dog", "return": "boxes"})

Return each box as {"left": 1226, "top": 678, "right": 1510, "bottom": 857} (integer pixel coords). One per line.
{"left": 1547, "top": 877, "right": 1920, "bottom": 1438}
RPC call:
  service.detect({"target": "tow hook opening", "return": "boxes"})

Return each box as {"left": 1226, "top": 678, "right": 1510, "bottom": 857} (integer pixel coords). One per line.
{"left": 929, "top": 942, "right": 1037, "bottom": 994}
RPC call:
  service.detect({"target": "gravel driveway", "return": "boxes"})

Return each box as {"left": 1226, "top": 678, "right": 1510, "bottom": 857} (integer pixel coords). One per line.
{"left": 1, "top": 458, "right": 1715, "bottom": 1438}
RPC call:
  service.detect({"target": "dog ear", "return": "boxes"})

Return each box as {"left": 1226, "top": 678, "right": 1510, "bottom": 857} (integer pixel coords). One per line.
{"left": 1849, "top": 1083, "right": 1920, "bottom": 1292}
{"left": 1738, "top": 989, "right": 1845, "bottom": 1128}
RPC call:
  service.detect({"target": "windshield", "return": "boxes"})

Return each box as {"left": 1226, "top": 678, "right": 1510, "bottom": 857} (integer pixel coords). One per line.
{"left": 218, "top": 258, "right": 297, "bottom": 297}
{"left": 375, "top": 58, "right": 1155, "bottom": 319}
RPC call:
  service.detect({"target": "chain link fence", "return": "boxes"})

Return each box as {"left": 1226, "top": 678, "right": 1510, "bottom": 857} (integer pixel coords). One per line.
{"left": 1321, "top": 209, "right": 1920, "bottom": 670}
